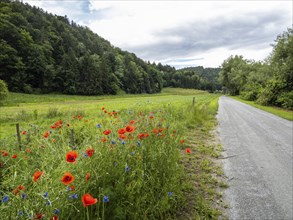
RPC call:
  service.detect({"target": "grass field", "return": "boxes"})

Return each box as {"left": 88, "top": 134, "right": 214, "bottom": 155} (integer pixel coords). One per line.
{"left": 230, "top": 96, "right": 293, "bottom": 121}
{"left": 0, "top": 88, "right": 226, "bottom": 219}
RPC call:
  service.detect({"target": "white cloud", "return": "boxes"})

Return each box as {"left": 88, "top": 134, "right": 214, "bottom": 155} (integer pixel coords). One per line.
{"left": 23, "top": 0, "right": 292, "bottom": 68}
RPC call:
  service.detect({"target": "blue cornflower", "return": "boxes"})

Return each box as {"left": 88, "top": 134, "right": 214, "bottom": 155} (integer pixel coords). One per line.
{"left": 72, "top": 146, "right": 77, "bottom": 150}
{"left": 96, "top": 124, "right": 102, "bottom": 128}
{"left": 168, "top": 192, "right": 173, "bottom": 197}
{"left": 111, "top": 140, "right": 116, "bottom": 145}
{"left": 46, "top": 200, "right": 51, "bottom": 205}
{"left": 1, "top": 195, "right": 9, "bottom": 203}
{"left": 21, "top": 193, "right": 27, "bottom": 199}
{"left": 43, "top": 192, "right": 48, "bottom": 198}
{"left": 49, "top": 130, "right": 52, "bottom": 134}
{"left": 103, "top": 196, "right": 109, "bottom": 203}
{"left": 137, "top": 141, "right": 141, "bottom": 146}
{"left": 83, "top": 152, "right": 89, "bottom": 157}
{"left": 121, "top": 141, "right": 125, "bottom": 145}
{"left": 130, "top": 151, "right": 135, "bottom": 155}
{"left": 125, "top": 165, "right": 130, "bottom": 172}
{"left": 18, "top": 211, "right": 23, "bottom": 216}
{"left": 69, "top": 194, "right": 78, "bottom": 199}
{"left": 114, "top": 162, "right": 118, "bottom": 167}
{"left": 54, "top": 209, "right": 61, "bottom": 214}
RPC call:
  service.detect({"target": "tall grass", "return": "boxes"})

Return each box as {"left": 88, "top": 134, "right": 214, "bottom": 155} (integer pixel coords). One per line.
{"left": 0, "top": 89, "right": 221, "bottom": 219}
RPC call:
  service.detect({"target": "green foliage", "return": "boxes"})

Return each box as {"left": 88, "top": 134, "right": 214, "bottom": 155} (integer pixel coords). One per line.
{"left": 0, "top": 79, "right": 9, "bottom": 101}
{"left": 0, "top": 1, "right": 175, "bottom": 95}
{"left": 161, "top": 65, "right": 221, "bottom": 92}
{"left": 220, "top": 28, "right": 293, "bottom": 110}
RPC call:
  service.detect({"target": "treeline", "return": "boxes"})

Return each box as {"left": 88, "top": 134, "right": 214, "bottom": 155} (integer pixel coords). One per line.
{"left": 219, "top": 28, "right": 292, "bottom": 109}
{"left": 0, "top": 0, "right": 163, "bottom": 95}
{"left": 159, "top": 65, "right": 221, "bottom": 92}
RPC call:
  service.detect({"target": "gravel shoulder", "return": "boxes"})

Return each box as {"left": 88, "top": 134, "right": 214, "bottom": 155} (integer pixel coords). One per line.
{"left": 217, "top": 96, "right": 293, "bottom": 220}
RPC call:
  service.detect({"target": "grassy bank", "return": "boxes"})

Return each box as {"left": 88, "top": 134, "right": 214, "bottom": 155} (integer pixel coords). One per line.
{"left": 231, "top": 96, "right": 293, "bottom": 121}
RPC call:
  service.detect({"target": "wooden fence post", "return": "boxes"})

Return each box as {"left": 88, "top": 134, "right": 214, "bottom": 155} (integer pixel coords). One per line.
{"left": 16, "top": 123, "right": 21, "bottom": 150}
{"left": 192, "top": 97, "right": 195, "bottom": 106}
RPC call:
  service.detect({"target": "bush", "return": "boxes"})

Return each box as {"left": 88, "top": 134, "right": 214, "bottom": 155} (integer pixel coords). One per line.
{"left": 276, "top": 91, "right": 293, "bottom": 110}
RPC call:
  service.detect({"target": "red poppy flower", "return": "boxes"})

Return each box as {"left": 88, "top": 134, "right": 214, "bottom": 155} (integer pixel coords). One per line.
{"left": 50, "top": 125, "right": 57, "bottom": 129}
{"left": 103, "top": 130, "right": 111, "bottom": 135}
{"left": 85, "top": 173, "right": 90, "bottom": 182}
{"left": 101, "top": 137, "right": 107, "bottom": 142}
{"left": 86, "top": 148, "right": 95, "bottom": 157}
{"left": 50, "top": 215, "right": 59, "bottom": 220}
{"left": 129, "top": 120, "right": 135, "bottom": 124}
{"left": 43, "top": 131, "right": 50, "bottom": 138}
{"left": 119, "top": 134, "right": 127, "bottom": 140}
{"left": 138, "top": 133, "right": 145, "bottom": 139}
{"left": 1, "top": 150, "right": 8, "bottom": 157}
{"left": 33, "top": 171, "right": 44, "bottom": 182}
{"left": 34, "top": 213, "right": 44, "bottom": 219}
{"left": 13, "top": 189, "right": 19, "bottom": 195}
{"left": 61, "top": 172, "right": 74, "bottom": 185}
{"left": 66, "top": 151, "right": 78, "bottom": 163}
{"left": 185, "top": 148, "right": 191, "bottom": 154}
{"left": 101, "top": 107, "right": 105, "bottom": 110}
{"left": 125, "top": 125, "right": 135, "bottom": 133}
{"left": 17, "top": 185, "right": 25, "bottom": 190}
{"left": 118, "top": 128, "right": 126, "bottom": 134}
{"left": 152, "top": 129, "right": 159, "bottom": 134}
{"left": 82, "top": 193, "right": 98, "bottom": 207}
{"left": 12, "top": 154, "right": 17, "bottom": 159}
{"left": 22, "top": 131, "right": 27, "bottom": 135}
{"left": 55, "top": 120, "right": 62, "bottom": 126}
{"left": 144, "top": 133, "right": 149, "bottom": 138}
{"left": 70, "top": 185, "right": 75, "bottom": 191}
{"left": 180, "top": 140, "right": 185, "bottom": 144}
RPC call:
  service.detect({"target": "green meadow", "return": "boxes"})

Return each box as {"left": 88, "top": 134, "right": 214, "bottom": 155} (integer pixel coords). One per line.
{"left": 0, "top": 88, "right": 226, "bottom": 219}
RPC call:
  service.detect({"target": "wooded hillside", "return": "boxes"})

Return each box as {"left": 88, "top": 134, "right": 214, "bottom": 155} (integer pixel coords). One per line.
{"left": 0, "top": 0, "right": 222, "bottom": 96}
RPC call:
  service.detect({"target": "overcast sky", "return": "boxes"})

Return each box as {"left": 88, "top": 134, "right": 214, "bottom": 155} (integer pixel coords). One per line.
{"left": 23, "top": 0, "right": 292, "bottom": 68}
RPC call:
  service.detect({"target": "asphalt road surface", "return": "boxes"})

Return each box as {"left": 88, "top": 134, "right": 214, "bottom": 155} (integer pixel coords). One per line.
{"left": 217, "top": 96, "right": 293, "bottom": 220}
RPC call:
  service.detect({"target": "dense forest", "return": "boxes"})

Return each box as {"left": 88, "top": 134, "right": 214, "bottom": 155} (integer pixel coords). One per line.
{"left": 219, "top": 28, "right": 292, "bottom": 109}
{"left": 0, "top": 0, "right": 221, "bottom": 96}
{"left": 161, "top": 65, "right": 221, "bottom": 92}
{"left": 0, "top": 0, "right": 163, "bottom": 95}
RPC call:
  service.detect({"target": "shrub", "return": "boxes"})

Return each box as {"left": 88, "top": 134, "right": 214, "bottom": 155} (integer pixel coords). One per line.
{"left": 276, "top": 91, "right": 293, "bottom": 110}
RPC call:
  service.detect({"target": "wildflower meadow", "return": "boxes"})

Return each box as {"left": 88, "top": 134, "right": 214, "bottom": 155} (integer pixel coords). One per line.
{"left": 0, "top": 88, "right": 220, "bottom": 219}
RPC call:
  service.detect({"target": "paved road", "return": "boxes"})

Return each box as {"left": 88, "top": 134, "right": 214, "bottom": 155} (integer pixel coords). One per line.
{"left": 217, "top": 96, "right": 293, "bottom": 220}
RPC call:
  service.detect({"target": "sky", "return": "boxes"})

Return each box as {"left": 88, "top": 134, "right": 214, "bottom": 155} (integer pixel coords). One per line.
{"left": 22, "top": 0, "right": 292, "bottom": 69}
